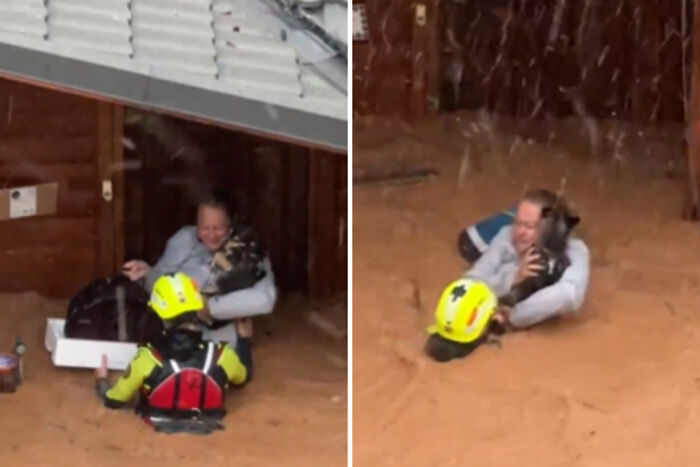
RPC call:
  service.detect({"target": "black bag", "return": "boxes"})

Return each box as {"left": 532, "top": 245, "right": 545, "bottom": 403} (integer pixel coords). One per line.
{"left": 64, "top": 275, "right": 163, "bottom": 343}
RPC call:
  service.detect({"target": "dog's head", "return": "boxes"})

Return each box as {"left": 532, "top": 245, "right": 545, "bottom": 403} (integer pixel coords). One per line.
{"left": 537, "top": 205, "right": 580, "bottom": 254}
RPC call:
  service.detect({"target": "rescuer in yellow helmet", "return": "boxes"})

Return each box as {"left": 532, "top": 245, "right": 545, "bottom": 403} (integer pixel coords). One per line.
{"left": 424, "top": 278, "right": 504, "bottom": 362}
{"left": 94, "top": 272, "right": 253, "bottom": 434}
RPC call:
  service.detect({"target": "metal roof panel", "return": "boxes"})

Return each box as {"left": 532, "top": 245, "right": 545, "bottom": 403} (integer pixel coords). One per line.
{"left": 0, "top": 0, "right": 347, "bottom": 151}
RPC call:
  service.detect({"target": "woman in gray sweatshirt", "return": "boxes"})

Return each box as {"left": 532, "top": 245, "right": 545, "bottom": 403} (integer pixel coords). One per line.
{"left": 465, "top": 189, "right": 590, "bottom": 329}
{"left": 122, "top": 195, "right": 277, "bottom": 345}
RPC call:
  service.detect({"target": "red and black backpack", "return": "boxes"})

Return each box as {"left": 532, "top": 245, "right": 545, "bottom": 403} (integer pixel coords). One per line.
{"left": 141, "top": 342, "right": 228, "bottom": 419}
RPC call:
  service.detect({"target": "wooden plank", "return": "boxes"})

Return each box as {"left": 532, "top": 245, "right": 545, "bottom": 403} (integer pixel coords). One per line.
{"left": 307, "top": 150, "right": 338, "bottom": 298}
{"left": 95, "top": 101, "right": 115, "bottom": 276}
{"left": 0, "top": 218, "right": 95, "bottom": 249}
{"left": 425, "top": 0, "right": 442, "bottom": 115}
{"left": 352, "top": 42, "right": 371, "bottom": 115}
{"left": 0, "top": 136, "right": 95, "bottom": 164}
{"left": 251, "top": 143, "right": 284, "bottom": 291}
{"left": 0, "top": 109, "right": 95, "bottom": 138}
{"left": 56, "top": 190, "right": 98, "bottom": 217}
{"left": 141, "top": 133, "right": 161, "bottom": 265}
{"left": 685, "top": 0, "right": 700, "bottom": 219}
{"left": 356, "top": 0, "right": 414, "bottom": 118}
{"left": 409, "top": 2, "right": 429, "bottom": 119}
{"left": 0, "top": 77, "right": 95, "bottom": 113}
{"left": 122, "top": 121, "right": 145, "bottom": 261}
{"left": 657, "top": 0, "right": 686, "bottom": 122}
{"left": 626, "top": 2, "right": 660, "bottom": 123}
{"left": 231, "top": 135, "right": 253, "bottom": 220}
{"left": 280, "top": 145, "right": 310, "bottom": 292}
{"left": 112, "top": 105, "right": 126, "bottom": 269}
{"left": 334, "top": 155, "right": 347, "bottom": 295}
{"left": 0, "top": 162, "right": 95, "bottom": 187}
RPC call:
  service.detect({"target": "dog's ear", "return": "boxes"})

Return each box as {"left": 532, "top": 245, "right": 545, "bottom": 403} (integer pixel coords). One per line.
{"left": 541, "top": 206, "right": 553, "bottom": 218}
{"left": 565, "top": 214, "right": 580, "bottom": 230}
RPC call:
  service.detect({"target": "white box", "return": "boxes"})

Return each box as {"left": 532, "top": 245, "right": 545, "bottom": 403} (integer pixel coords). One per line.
{"left": 44, "top": 318, "right": 138, "bottom": 370}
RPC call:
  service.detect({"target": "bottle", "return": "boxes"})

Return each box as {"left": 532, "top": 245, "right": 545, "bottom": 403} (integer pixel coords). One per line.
{"left": 13, "top": 336, "right": 25, "bottom": 385}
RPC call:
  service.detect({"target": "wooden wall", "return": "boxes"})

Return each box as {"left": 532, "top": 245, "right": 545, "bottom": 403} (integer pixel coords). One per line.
{"left": 686, "top": 0, "right": 700, "bottom": 219}
{"left": 308, "top": 150, "right": 347, "bottom": 298}
{"left": 353, "top": 0, "right": 442, "bottom": 119}
{"left": 440, "top": 0, "right": 691, "bottom": 123}
{"left": 124, "top": 113, "right": 347, "bottom": 298}
{"left": 354, "top": 0, "right": 692, "bottom": 124}
{"left": 0, "top": 78, "right": 111, "bottom": 297}
{"left": 0, "top": 77, "right": 346, "bottom": 299}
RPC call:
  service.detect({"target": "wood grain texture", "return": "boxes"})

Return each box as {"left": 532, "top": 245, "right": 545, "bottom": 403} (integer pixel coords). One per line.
{"left": 0, "top": 77, "right": 101, "bottom": 297}
{"left": 355, "top": 0, "right": 689, "bottom": 122}
{"left": 685, "top": 0, "right": 700, "bottom": 219}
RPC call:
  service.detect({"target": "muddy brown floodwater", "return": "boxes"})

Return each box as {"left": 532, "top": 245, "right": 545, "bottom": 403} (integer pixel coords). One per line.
{"left": 0, "top": 294, "right": 347, "bottom": 467}
{"left": 353, "top": 114, "right": 700, "bottom": 466}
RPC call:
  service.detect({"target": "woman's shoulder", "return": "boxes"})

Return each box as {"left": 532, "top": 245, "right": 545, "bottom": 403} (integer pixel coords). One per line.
{"left": 169, "top": 225, "right": 199, "bottom": 244}
{"left": 567, "top": 236, "right": 590, "bottom": 260}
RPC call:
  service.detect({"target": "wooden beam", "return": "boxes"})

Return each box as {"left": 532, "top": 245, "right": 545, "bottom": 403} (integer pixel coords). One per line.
{"left": 334, "top": 156, "right": 347, "bottom": 295}
{"left": 95, "top": 102, "right": 116, "bottom": 276}
{"left": 409, "top": 2, "right": 429, "bottom": 119}
{"left": 425, "top": 0, "right": 442, "bottom": 115}
{"left": 0, "top": 137, "right": 94, "bottom": 163}
{"left": 251, "top": 143, "right": 284, "bottom": 293}
{"left": 685, "top": 0, "right": 700, "bottom": 220}
{"left": 307, "top": 150, "right": 338, "bottom": 298}
{"left": 281, "top": 145, "right": 310, "bottom": 292}
{"left": 112, "top": 105, "right": 125, "bottom": 268}
{"left": 122, "top": 115, "right": 144, "bottom": 261}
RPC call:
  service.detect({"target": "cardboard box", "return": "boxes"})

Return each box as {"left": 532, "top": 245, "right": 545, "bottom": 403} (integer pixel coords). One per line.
{"left": 44, "top": 318, "right": 138, "bottom": 371}
{"left": 0, "top": 183, "right": 58, "bottom": 220}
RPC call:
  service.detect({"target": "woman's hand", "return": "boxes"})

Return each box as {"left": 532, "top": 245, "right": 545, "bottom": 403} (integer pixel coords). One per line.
{"left": 513, "top": 247, "right": 544, "bottom": 285}
{"left": 122, "top": 260, "right": 151, "bottom": 281}
{"left": 491, "top": 306, "right": 515, "bottom": 334}
{"left": 95, "top": 354, "right": 108, "bottom": 379}
{"left": 236, "top": 318, "right": 254, "bottom": 339}
{"left": 197, "top": 300, "right": 212, "bottom": 322}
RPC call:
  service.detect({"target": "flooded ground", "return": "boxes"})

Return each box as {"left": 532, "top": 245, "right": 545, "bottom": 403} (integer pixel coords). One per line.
{"left": 0, "top": 294, "right": 347, "bottom": 467}
{"left": 353, "top": 113, "right": 700, "bottom": 466}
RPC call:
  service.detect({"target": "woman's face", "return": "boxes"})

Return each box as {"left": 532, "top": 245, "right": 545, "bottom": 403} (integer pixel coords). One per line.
{"left": 197, "top": 205, "right": 231, "bottom": 251}
{"left": 512, "top": 200, "right": 542, "bottom": 254}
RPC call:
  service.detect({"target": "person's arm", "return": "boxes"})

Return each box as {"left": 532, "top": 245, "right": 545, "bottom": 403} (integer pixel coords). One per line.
{"left": 206, "top": 258, "right": 277, "bottom": 320}
{"left": 508, "top": 240, "right": 590, "bottom": 329}
{"left": 96, "top": 348, "right": 160, "bottom": 409}
{"left": 463, "top": 226, "right": 512, "bottom": 296}
{"left": 144, "top": 228, "right": 198, "bottom": 291}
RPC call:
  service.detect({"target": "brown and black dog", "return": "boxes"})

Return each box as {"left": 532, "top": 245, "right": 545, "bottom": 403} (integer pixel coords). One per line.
{"left": 498, "top": 203, "right": 580, "bottom": 307}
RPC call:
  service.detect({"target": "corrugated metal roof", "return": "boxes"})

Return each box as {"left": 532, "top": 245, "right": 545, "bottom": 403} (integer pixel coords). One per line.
{"left": 297, "top": 0, "right": 347, "bottom": 49}
{"left": 0, "top": 0, "right": 347, "bottom": 151}
{"left": 48, "top": 0, "right": 132, "bottom": 57}
{"left": 0, "top": 0, "right": 48, "bottom": 38}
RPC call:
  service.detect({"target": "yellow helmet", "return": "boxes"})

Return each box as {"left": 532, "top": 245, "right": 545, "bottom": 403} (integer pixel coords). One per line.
{"left": 148, "top": 272, "right": 204, "bottom": 321}
{"left": 426, "top": 278, "right": 497, "bottom": 344}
